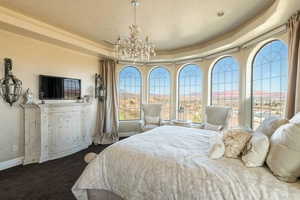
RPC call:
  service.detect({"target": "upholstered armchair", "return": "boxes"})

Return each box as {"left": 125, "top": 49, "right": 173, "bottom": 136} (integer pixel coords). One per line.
{"left": 201, "top": 106, "right": 232, "bottom": 131}
{"left": 139, "top": 104, "right": 162, "bottom": 132}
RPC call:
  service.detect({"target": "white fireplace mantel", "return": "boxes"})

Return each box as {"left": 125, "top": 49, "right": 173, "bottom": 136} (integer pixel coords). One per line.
{"left": 21, "top": 102, "right": 93, "bottom": 165}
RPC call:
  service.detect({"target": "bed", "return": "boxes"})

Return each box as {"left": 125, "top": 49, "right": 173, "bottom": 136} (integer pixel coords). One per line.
{"left": 72, "top": 126, "right": 300, "bottom": 200}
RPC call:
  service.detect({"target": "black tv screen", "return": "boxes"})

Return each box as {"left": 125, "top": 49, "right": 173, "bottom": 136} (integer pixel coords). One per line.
{"left": 39, "top": 75, "right": 81, "bottom": 100}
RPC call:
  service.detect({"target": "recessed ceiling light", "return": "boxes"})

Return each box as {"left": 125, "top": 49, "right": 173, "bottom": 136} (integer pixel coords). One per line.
{"left": 217, "top": 11, "right": 225, "bottom": 17}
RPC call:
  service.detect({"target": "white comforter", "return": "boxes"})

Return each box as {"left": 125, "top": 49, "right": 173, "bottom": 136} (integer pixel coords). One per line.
{"left": 72, "top": 126, "right": 300, "bottom": 200}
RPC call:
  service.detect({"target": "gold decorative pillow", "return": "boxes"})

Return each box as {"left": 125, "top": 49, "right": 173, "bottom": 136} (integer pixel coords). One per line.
{"left": 223, "top": 128, "right": 252, "bottom": 158}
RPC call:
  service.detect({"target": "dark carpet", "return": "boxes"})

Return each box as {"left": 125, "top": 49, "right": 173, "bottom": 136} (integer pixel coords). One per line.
{"left": 0, "top": 144, "right": 110, "bottom": 200}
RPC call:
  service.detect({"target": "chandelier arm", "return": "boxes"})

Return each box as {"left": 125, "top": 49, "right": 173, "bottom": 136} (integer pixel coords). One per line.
{"left": 134, "top": 1, "right": 136, "bottom": 26}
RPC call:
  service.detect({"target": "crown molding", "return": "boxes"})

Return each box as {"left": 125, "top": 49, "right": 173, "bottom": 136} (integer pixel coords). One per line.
{"left": 241, "top": 24, "right": 287, "bottom": 48}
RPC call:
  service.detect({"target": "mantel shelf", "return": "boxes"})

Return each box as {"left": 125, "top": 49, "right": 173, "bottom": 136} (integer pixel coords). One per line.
{"left": 21, "top": 102, "right": 92, "bottom": 108}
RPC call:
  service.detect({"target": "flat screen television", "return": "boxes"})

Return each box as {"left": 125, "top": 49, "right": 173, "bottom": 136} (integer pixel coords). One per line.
{"left": 39, "top": 75, "right": 81, "bottom": 100}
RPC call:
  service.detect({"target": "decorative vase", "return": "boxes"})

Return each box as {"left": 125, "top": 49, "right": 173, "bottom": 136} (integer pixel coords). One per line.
{"left": 23, "top": 88, "right": 34, "bottom": 104}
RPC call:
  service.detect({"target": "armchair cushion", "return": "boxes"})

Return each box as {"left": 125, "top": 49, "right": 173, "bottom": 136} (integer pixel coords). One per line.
{"left": 204, "top": 122, "right": 223, "bottom": 132}
{"left": 140, "top": 104, "right": 162, "bottom": 132}
{"left": 144, "top": 116, "right": 160, "bottom": 125}
{"left": 205, "top": 106, "right": 232, "bottom": 130}
{"left": 142, "top": 124, "right": 160, "bottom": 132}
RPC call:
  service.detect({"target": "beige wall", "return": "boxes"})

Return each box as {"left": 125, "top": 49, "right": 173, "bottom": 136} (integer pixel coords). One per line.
{"left": 0, "top": 29, "right": 99, "bottom": 162}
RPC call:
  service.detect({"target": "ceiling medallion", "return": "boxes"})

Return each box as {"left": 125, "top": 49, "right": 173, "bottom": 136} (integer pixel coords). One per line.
{"left": 115, "top": 0, "right": 156, "bottom": 62}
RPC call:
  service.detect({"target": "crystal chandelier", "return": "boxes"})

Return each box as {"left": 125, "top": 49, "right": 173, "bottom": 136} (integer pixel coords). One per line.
{"left": 115, "top": 0, "right": 156, "bottom": 62}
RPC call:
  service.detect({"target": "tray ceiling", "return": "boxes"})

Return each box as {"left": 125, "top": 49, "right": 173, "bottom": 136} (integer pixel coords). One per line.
{"left": 0, "top": 0, "right": 274, "bottom": 51}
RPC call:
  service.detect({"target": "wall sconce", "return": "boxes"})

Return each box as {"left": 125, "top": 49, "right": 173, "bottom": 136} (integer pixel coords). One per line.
{"left": 95, "top": 73, "right": 105, "bottom": 102}
{"left": 0, "top": 58, "right": 22, "bottom": 106}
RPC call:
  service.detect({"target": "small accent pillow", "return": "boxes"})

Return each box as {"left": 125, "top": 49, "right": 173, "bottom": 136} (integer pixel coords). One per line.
{"left": 290, "top": 112, "right": 300, "bottom": 125}
{"left": 255, "top": 116, "right": 288, "bottom": 138}
{"left": 242, "top": 131, "right": 269, "bottom": 167}
{"left": 223, "top": 128, "right": 252, "bottom": 158}
{"left": 267, "top": 123, "right": 300, "bottom": 183}
{"left": 144, "top": 116, "right": 160, "bottom": 125}
{"left": 208, "top": 134, "right": 225, "bottom": 159}
{"left": 204, "top": 123, "right": 223, "bottom": 132}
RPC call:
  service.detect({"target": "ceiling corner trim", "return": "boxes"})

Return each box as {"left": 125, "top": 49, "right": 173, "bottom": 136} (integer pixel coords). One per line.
{"left": 0, "top": 6, "right": 113, "bottom": 57}
{"left": 241, "top": 24, "right": 287, "bottom": 49}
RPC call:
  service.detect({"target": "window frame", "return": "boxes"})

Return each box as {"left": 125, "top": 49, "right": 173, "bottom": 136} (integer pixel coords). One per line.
{"left": 118, "top": 65, "right": 142, "bottom": 121}
{"left": 210, "top": 56, "right": 240, "bottom": 127}
{"left": 250, "top": 39, "right": 288, "bottom": 128}
{"left": 177, "top": 63, "right": 203, "bottom": 123}
{"left": 147, "top": 66, "right": 172, "bottom": 120}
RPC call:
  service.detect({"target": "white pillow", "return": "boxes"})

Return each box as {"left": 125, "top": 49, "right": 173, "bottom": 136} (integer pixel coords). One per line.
{"left": 242, "top": 131, "right": 269, "bottom": 167}
{"left": 208, "top": 134, "right": 225, "bottom": 159}
{"left": 204, "top": 122, "right": 223, "bottom": 132}
{"left": 255, "top": 117, "right": 288, "bottom": 138}
{"left": 267, "top": 123, "right": 300, "bottom": 183}
{"left": 290, "top": 112, "right": 300, "bottom": 125}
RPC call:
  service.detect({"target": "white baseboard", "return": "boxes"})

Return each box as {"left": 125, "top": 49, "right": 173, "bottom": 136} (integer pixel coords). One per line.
{"left": 0, "top": 157, "right": 24, "bottom": 171}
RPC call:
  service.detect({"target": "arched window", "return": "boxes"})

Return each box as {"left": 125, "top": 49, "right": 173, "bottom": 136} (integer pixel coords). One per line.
{"left": 148, "top": 67, "right": 171, "bottom": 120}
{"left": 211, "top": 56, "right": 239, "bottom": 127}
{"left": 178, "top": 64, "right": 203, "bottom": 122}
{"left": 119, "top": 66, "right": 142, "bottom": 120}
{"left": 252, "top": 40, "right": 288, "bottom": 128}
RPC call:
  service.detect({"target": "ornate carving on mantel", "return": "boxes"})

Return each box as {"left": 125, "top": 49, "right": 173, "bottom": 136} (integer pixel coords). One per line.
{"left": 21, "top": 103, "right": 92, "bottom": 165}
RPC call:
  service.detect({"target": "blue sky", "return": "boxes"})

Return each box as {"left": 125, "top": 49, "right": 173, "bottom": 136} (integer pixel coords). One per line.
{"left": 119, "top": 66, "right": 141, "bottom": 94}
{"left": 179, "top": 64, "right": 202, "bottom": 95}
{"left": 212, "top": 57, "right": 239, "bottom": 92}
{"left": 252, "top": 40, "right": 288, "bottom": 93}
{"left": 149, "top": 67, "right": 171, "bottom": 95}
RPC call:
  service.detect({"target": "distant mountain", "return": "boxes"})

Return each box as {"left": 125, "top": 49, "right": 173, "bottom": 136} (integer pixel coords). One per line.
{"left": 252, "top": 91, "right": 286, "bottom": 98}
{"left": 212, "top": 91, "right": 239, "bottom": 97}
{"left": 212, "top": 90, "right": 285, "bottom": 98}
{"left": 121, "top": 90, "right": 286, "bottom": 99}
